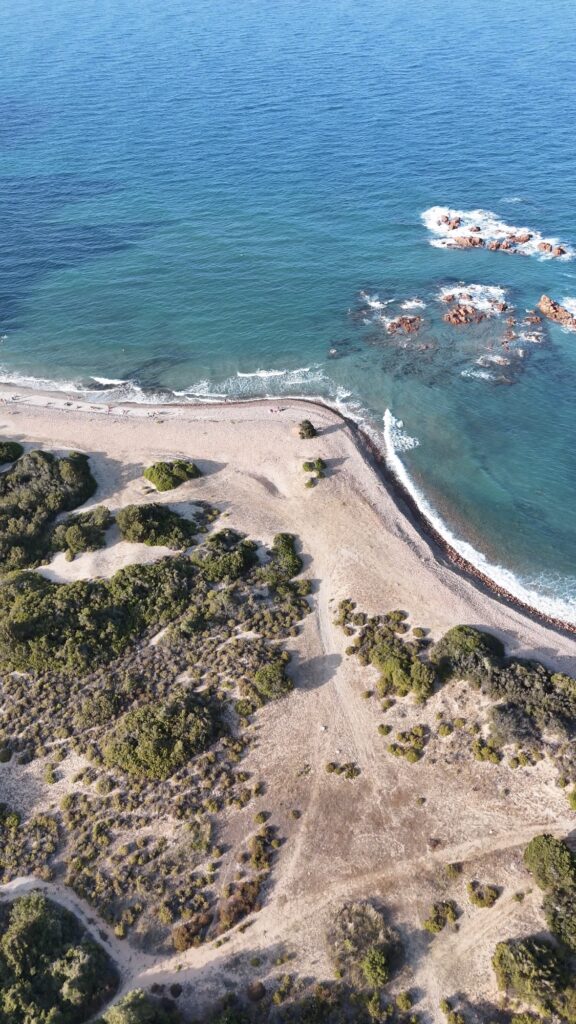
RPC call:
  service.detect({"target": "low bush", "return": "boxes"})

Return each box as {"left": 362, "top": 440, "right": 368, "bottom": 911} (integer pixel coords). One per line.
{"left": 144, "top": 459, "right": 201, "bottom": 491}
{"left": 102, "top": 989, "right": 182, "bottom": 1023}
{"left": 492, "top": 937, "right": 571, "bottom": 1017}
{"left": 0, "top": 449, "right": 97, "bottom": 571}
{"left": 51, "top": 505, "right": 113, "bottom": 559}
{"left": 326, "top": 900, "right": 399, "bottom": 990}
{"left": 117, "top": 503, "right": 196, "bottom": 548}
{"left": 430, "top": 625, "right": 504, "bottom": 684}
{"left": 103, "top": 694, "right": 213, "bottom": 780}
{"left": 523, "top": 834, "right": 576, "bottom": 891}
{"left": 467, "top": 881, "right": 499, "bottom": 908}
{"left": 0, "top": 440, "right": 24, "bottom": 464}
{"left": 0, "top": 557, "right": 198, "bottom": 673}
{"left": 0, "top": 891, "right": 118, "bottom": 1024}
{"left": 423, "top": 900, "right": 458, "bottom": 933}
{"left": 298, "top": 420, "right": 317, "bottom": 439}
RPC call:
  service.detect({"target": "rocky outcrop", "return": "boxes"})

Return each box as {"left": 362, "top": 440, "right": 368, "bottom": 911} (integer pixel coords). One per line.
{"left": 443, "top": 304, "right": 485, "bottom": 325}
{"left": 537, "top": 295, "right": 576, "bottom": 330}
{"left": 387, "top": 315, "right": 422, "bottom": 335}
{"left": 453, "top": 235, "right": 484, "bottom": 248}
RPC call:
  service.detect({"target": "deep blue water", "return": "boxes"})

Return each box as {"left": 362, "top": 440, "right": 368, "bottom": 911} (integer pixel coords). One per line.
{"left": 1, "top": 0, "right": 576, "bottom": 619}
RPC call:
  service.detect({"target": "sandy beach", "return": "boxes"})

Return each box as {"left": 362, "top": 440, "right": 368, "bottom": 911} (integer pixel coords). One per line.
{"left": 1, "top": 386, "right": 576, "bottom": 1019}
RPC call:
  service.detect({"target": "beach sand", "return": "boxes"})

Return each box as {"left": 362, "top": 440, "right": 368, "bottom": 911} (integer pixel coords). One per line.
{"left": 1, "top": 386, "right": 575, "bottom": 1019}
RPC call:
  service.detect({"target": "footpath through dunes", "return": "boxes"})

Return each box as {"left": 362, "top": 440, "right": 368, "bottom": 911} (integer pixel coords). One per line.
{"left": 2, "top": 391, "right": 576, "bottom": 1022}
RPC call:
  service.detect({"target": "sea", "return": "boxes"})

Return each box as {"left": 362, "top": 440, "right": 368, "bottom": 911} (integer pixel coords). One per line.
{"left": 1, "top": 0, "right": 576, "bottom": 622}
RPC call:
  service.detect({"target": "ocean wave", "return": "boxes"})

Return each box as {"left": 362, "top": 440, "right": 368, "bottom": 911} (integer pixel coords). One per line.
{"left": 383, "top": 410, "right": 576, "bottom": 624}
{"left": 422, "top": 205, "right": 573, "bottom": 260}
{"left": 236, "top": 367, "right": 310, "bottom": 379}
{"left": 400, "top": 298, "right": 427, "bottom": 310}
{"left": 90, "top": 376, "right": 130, "bottom": 386}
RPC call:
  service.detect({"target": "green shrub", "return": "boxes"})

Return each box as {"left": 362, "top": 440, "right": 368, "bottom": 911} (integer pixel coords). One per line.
{"left": 103, "top": 694, "right": 213, "bottom": 780}
{"left": 523, "top": 834, "right": 576, "bottom": 891}
{"left": 298, "top": 420, "right": 317, "bottom": 439}
{"left": 0, "top": 440, "right": 24, "bottom": 464}
{"left": 492, "top": 938, "right": 567, "bottom": 1014}
{"left": 51, "top": 505, "right": 113, "bottom": 559}
{"left": 431, "top": 625, "right": 504, "bottom": 684}
{"left": 191, "top": 530, "right": 257, "bottom": 582}
{"left": 361, "top": 944, "right": 389, "bottom": 987}
{"left": 423, "top": 901, "right": 458, "bottom": 933}
{"left": 543, "top": 885, "right": 576, "bottom": 952}
{"left": 116, "top": 502, "right": 196, "bottom": 548}
{"left": 326, "top": 901, "right": 399, "bottom": 990}
{"left": 0, "top": 557, "right": 198, "bottom": 673}
{"left": 252, "top": 659, "right": 292, "bottom": 701}
{"left": 0, "top": 891, "right": 118, "bottom": 1023}
{"left": 0, "top": 449, "right": 97, "bottom": 571}
{"left": 467, "top": 881, "right": 499, "bottom": 908}
{"left": 144, "top": 460, "right": 201, "bottom": 491}
{"left": 101, "top": 989, "right": 182, "bottom": 1023}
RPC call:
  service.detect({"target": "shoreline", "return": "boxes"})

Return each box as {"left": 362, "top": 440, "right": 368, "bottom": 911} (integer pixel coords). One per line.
{"left": 0, "top": 382, "right": 574, "bottom": 639}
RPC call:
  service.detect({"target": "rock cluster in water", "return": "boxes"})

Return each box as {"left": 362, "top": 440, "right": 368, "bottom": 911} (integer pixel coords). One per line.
{"left": 433, "top": 211, "right": 567, "bottom": 257}
{"left": 386, "top": 315, "right": 422, "bottom": 335}
{"left": 537, "top": 295, "right": 576, "bottom": 330}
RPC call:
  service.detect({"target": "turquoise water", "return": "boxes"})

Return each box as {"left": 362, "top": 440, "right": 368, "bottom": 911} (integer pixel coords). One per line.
{"left": 1, "top": 0, "right": 576, "bottom": 619}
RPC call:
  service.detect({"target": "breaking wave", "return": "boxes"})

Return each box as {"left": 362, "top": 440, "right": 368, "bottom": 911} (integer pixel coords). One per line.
{"left": 437, "top": 283, "right": 508, "bottom": 313}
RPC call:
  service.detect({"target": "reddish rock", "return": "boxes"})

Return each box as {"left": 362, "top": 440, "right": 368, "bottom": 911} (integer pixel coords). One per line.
{"left": 453, "top": 235, "right": 484, "bottom": 248}
{"left": 443, "top": 304, "right": 485, "bottom": 325}
{"left": 487, "top": 240, "right": 501, "bottom": 251}
{"left": 495, "top": 302, "right": 508, "bottom": 312}
{"left": 553, "top": 246, "right": 567, "bottom": 257}
{"left": 538, "top": 241, "right": 553, "bottom": 253}
{"left": 447, "top": 217, "right": 462, "bottom": 230}
{"left": 469, "top": 225, "right": 481, "bottom": 232}
{"left": 387, "top": 315, "right": 422, "bottom": 335}
{"left": 538, "top": 295, "right": 576, "bottom": 330}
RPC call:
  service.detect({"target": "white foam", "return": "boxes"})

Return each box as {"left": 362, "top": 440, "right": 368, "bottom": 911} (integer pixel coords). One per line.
{"left": 437, "top": 283, "right": 508, "bottom": 313}
{"left": 519, "top": 331, "right": 544, "bottom": 344}
{"left": 400, "top": 298, "right": 427, "bottom": 310}
{"left": 477, "top": 354, "right": 511, "bottom": 367}
{"left": 460, "top": 367, "right": 498, "bottom": 381}
{"left": 90, "top": 376, "right": 130, "bottom": 386}
{"left": 561, "top": 296, "right": 576, "bottom": 316}
{"left": 236, "top": 367, "right": 310, "bottom": 379}
{"left": 359, "top": 291, "right": 395, "bottom": 310}
{"left": 383, "top": 409, "right": 576, "bottom": 623}
{"left": 422, "top": 205, "right": 573, "bottom": 260}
